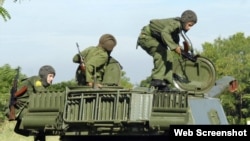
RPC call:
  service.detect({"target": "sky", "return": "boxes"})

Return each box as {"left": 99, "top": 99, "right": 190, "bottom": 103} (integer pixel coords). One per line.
{"left": 0, "top": 0, "right": 250, "bottom": 85}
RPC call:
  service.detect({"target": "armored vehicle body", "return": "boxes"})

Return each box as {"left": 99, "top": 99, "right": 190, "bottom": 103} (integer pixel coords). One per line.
{"left": 12, "top": 56, "right": 236, "bottom": 141}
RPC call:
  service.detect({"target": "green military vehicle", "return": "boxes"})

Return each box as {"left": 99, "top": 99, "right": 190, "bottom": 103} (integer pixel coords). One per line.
{"left": 12, "top": 53, "right": 236, "bottom": 141}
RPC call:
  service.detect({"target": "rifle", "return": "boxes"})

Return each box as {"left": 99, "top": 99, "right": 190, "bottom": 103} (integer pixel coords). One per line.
{"left": 180, "top": 31, "right": 197, "bottom": 62}
{"left": 8, "top": 66, "right": 20, "bottom": 121}
{"left": 76, "top": 42, "right": 86, "bottom": 72}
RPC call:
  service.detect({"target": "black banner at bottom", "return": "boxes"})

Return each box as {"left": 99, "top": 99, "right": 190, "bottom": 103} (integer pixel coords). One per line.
{"left": 169, "top": 125, "right": 249, "bottom": 137}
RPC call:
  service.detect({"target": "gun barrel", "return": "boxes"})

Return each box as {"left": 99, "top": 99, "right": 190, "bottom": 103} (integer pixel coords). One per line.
{"left": 205, "top": 76, "right": 236, "bottom": 98}
{"left": 76, "top": 42, "right": 84, "bottom": 61}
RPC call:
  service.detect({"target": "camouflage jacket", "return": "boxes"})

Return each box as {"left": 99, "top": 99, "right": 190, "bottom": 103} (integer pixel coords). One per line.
{"left": 149, "top": 17, "right": 182, "bottom": 50}
{"left": 73, "top": 46, "right": 109, "bottom": 83}
{"left": 15, "top": 76, "right": 47, "bottom": 110}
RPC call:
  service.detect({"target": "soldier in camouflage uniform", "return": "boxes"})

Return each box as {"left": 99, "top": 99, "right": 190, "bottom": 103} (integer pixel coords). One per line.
{"left": 73, "top": 34, "right": 121, "bottom": 88}
{"left": 137, "top": 10, "right": 197, "bottom": 91}
{"left": 5, "top": 65, "right": 56, "bottom": 136}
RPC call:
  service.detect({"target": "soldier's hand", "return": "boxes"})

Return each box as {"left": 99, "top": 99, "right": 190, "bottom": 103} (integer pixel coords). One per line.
{"left": 175, "top": 46, "right": 182, "bottom": 55}
{"left": 79, "top": 63, "right": 86, "bottom": 72}
{"left": 88, "top": 82, "right": 103, "bottom": 88}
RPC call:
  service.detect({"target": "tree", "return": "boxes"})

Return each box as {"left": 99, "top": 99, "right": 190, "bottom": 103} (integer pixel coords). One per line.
{"left": 0, "top": 0, "right": 26, "bottom": 21}
{"left": 201, "top": 32, "right": 250, "bottom": 124}
{"left": 0, "top": 0, "right": 11, "bottom": 21}
{"left": 0, "top": 64, "right": 26, "bottom": 121}
{"left": 119, "top": 71, "right": 133, "bottom": 89}
{"left": 0, "top": 64, "right": 27, "bottom": 94}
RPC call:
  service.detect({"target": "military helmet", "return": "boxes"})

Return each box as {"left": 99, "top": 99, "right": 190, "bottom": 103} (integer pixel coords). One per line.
{"left": 180, "top": 10, "right": 197, "bottom": 24}
{"left": 98, "top": 34, "right": 117, "bottom": 51}
{"left": 39, "top": 65, "right": 56, "bottom": 87}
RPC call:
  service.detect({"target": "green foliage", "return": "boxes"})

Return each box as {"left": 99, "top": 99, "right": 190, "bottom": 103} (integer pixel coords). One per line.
{"left": 0, "top": 5, "right": 11, "bottom": 21}
{"left": 48, "top": 79, "right": 78, "bottom": 91}
{"left": 1, "top": 0, "right": 30, "bottom": 22}
{"left": 202, "top": 32, "right": 250, "bottom": 124}
{"left": 220, "top": 94, "right": 237, "bottom": 115}
{"left": 201, "top": 33, "right": 250, "bottom": 81}
{"left": 119, "top": 71, "right": 134, "bottom": 89}
{"left": 0, "top": 64, "right": 27, "bottom": 93}
{"left": 0, "top": 64, "right": 27, "bottom": 122}
{"left": 139, "top": 76, "right": 151, "bottom": 87}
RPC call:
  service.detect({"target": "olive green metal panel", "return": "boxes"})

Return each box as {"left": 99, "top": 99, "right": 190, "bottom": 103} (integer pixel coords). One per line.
{"left": 149, "top": 113, "right": 189, "bottom": 130}
{"left": 130, "top": 93, "right": 153, "bottom": 121}
{"left": 152, "top": 91, "right": 188, "bottom": 109}
{"left": 21, "top": 91, "right": 65, "bottom": 130}
{"left": 173, "top": 56, "right": 216, "bottom": 93}
{"left": 22, "top": 112, "right": 60, "bottom": 129}
{"left": 150, "top": 91, "right": 189, "bottom": 130}
{"left": 63, "top": 87, "right": 132, "bottom": 123}
{"left": 28, "top": 91, "right": 65, "bottom": 112}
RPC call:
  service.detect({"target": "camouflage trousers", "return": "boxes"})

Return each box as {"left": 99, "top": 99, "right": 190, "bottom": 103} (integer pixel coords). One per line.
{"left": 137, "top": 25, "right": 174, "bottom": 84}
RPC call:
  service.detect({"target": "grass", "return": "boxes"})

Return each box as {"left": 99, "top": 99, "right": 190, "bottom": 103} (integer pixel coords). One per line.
{"left": 0, "top": 120, "right": 59, "bottom": 141}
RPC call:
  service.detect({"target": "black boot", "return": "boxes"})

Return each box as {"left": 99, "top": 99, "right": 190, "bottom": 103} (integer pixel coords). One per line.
{"left": 150, "top": 79, "right": 167, "bottom": 87}
{"left": 158, "top": 85, "right": 170, "bottom": 91}
{"left": 150, "top": 79, "right": 171, "bottom": 91}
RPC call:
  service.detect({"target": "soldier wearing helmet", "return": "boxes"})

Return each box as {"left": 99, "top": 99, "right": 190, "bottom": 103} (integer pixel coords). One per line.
{"left": 5, "top": 65, "right": 56, "bottom": 136}
{"left": 38, "top": 65, "right": 56, "bottom": 87}
{"left": 98, "top": 34, "right": 117, "bottom": 52}
{"left": 73, "top": 34, "right": 122, "bottom": 88}
{"left": 136, "top": 10, "right": 197, "bottom": 91}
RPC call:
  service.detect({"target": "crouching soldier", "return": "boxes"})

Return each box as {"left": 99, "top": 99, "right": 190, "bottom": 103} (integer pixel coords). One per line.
{"left": 5, "top": 65, "right": 56, "bottom": 137}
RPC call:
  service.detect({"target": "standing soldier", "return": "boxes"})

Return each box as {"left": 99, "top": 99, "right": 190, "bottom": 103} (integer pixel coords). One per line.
{"left": 136, "top": 10, "right": 198, "bottom": 91}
